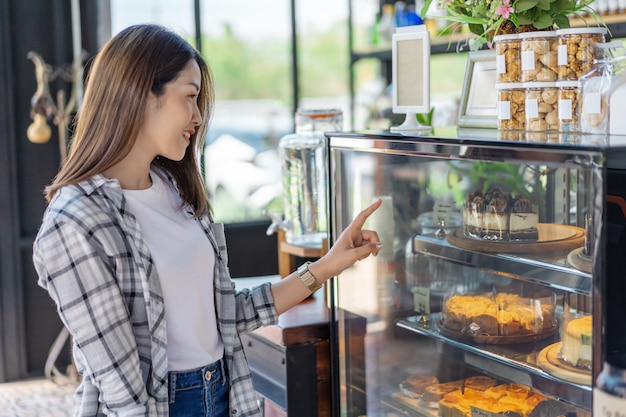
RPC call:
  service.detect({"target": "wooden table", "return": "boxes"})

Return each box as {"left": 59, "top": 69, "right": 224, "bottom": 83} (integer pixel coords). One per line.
{"left": 234, "top": 276, "right": 331, "bottom": 417}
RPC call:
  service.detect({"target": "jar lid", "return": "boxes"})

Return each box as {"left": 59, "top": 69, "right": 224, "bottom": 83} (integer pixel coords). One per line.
{"left": 555, "top": 80, "right": 580, "bottom": 88}
{"left": 523, "top": 81, "right": 557, "bottom": 88}
{"left": 296, "top": 108, "right": 343, "bottom": 118}
{"left": 496, "top": 82, "right": 525, "bottom": 89}
{"left": 556, "top": 27, "right": 607, "bottom": 36}
{"left": 596, "top": 40, "right": 623, "bottom": 49}
{"left": 494, "top": 33, "right": 520, "bottom": 41}
{"left": 519, "top": 30, "right": 557, "bottom": 39}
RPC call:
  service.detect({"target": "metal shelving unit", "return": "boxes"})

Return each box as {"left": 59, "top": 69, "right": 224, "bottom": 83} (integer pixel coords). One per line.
{"left": 347, "top": 2, "right": 626, "bottom": 129}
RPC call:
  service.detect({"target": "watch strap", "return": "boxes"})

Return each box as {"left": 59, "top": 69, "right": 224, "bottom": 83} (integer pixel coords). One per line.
{"left": 297, "top": 261, "right": 322, "bottom": 293}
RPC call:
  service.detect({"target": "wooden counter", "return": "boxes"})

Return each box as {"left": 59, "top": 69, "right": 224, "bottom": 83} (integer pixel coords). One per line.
{"left": 234, "top": 276, "right": 331, "bottom": 417}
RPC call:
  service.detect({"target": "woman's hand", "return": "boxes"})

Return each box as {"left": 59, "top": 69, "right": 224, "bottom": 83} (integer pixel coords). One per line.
{"left": 270, "top": 199, "right": 383, "bottom": 314}
{"left": 309, "top": 199, "right": 383, "bottom": 281}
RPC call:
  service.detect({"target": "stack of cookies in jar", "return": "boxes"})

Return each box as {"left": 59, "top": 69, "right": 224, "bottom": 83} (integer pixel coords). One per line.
{"left": 495, "top": 27, "right": 607, "bottom": 141}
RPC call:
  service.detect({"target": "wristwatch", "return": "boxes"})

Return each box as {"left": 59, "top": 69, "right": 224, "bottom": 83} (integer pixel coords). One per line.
{"left": 297, "top": 261, "right": 322, "bottom": 293}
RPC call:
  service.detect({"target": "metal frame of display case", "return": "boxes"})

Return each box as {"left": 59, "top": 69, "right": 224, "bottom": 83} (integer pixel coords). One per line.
{"left": 326, "top": 128, "right": 626, "bottom": 416}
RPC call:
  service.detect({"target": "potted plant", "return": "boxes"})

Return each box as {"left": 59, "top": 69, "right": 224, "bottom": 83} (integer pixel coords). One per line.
{"left": 420, "top": 0, "right": 604, "bottom": 49}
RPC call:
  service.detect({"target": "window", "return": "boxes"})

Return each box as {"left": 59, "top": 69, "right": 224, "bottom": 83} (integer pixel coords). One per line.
{"left": 110, "top": 1, "right": 350, "bottom": 224}
{"left": 111, "top": 0, "right": 195, "bottom": 37}
{"left": 200, "top": 0, "right": 292, "bottom": 223}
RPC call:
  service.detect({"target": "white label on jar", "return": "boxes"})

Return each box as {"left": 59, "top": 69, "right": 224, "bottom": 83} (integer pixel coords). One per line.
{"left": 498, "top": 101, "right": 511, "bottom": 119}
{"left": 496, "top": 54, "right": 506, "bottom": 74}
{"left": 585, "top": 93, "right": 602, "bottom": 114}
{"left": 522, "top": 50, "right": 535, "bottom": 71}
{"left": 559, "top": 99, "right": 572, "bottom": 119}
{"left": 526, "top": 98, "right": 539, "bottom": 118}
{"left": 593, "top": 388, "right": 626, "bottom": 416}
{"left": 558, "top": 44, "right": 568, "bottom": 66}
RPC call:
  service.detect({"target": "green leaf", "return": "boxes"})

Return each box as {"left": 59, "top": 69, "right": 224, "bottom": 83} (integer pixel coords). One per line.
{"left": 552, "top": 0, "right": 576, "bottom": 14}
{"left": 553, "top": 14, "right": 570, "bottom": 28}
{"left": 516, "top": 14, "right": 533, "bottom": 25}
{"left": 536, "top": 0, "right": 551, "bottom": 10}
{"left": 416, "top": 107, "right": 435, "bottom": 126}
{"left": 469, "top": 23, "right": 485, "bottom": 37}
{"left": 421, "top": 0, "right": 433, "bottom": 19}
{"left": 534, "top": 12, "right": 554, "bottom": 28}
{"left": 447, "top": 9, "right": 492, "bottom": 25}
{"left": 515, "top": 0, "right": 540, "bottom": 12}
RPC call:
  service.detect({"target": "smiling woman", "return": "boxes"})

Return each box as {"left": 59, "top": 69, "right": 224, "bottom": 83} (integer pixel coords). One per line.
{"left": 32, "top": 23, "right": 384, "bottom": 417}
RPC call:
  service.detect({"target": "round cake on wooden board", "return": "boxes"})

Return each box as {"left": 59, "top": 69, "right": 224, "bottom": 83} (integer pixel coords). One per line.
{"left": 560, "top": 315, "right": 592, "bottom": 369}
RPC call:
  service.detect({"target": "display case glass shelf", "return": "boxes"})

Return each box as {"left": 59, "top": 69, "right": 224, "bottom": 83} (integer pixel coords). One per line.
{"left": 327, "top": 128, "right": 626, "bottom": 417}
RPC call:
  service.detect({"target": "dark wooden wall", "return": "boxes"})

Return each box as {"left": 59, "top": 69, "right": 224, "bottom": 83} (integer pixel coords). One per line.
{"left": 0, "top": 0, "right": 107, "bottom": 382}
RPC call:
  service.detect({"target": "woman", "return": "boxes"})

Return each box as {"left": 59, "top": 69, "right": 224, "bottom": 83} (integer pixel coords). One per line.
{"left": 32, "top": 24, "right": 382, "bottom": 417}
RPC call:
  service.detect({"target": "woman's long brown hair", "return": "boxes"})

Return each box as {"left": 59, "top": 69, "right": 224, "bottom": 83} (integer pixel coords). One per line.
{"left": 45, "top": 24, "right": 214, "bottom": 217}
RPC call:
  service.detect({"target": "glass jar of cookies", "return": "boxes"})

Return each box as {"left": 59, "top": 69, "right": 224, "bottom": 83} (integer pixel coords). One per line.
{"left": 496, "top": 82, "right": 525, "bottom": 131}
{"left": 580, "top": 75, "right": 610, "bottom": 134}
{"left": 495, "top": 33, "right": 521, "bottom": 83}
{"left": 556, "top": 80, "right": 580, "bottom": 132}
{"left": 520, "top": 31, "right": 558, "bottom": 82}
{"left": 525, "top": 82, "right": 559, "bottom": 132}
{"left": 556, "top": 27, "right": 606, "bottom": 81}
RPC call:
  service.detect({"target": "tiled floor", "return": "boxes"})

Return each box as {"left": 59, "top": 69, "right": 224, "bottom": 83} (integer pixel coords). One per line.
{"left": 0, "top": 378, "right": 76, "bottom": 417}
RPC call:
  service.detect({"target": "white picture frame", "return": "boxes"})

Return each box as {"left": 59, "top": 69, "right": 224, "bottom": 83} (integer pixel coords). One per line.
{"left": 458, "top": 50, "right": 498, "bottom": 129}
{"left": 391, "top": 25, "right": 431, "bottom": 132}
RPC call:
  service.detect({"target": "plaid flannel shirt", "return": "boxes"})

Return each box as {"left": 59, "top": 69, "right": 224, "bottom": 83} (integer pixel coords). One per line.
{"left": 33, "top": 169, "right": 279, "bottom": 416}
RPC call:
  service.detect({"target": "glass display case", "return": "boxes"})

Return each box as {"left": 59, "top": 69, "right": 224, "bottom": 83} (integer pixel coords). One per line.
{"left": 327, "top": 129, "right": 626, "bottom": 417}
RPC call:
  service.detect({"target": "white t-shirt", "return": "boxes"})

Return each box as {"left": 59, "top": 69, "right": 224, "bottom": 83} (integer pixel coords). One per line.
{"left": 123, "top": 171, "right": 223, "bottom": 371}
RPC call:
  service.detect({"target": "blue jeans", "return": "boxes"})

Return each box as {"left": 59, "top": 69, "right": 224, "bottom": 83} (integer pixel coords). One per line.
{"left": 168, "top": 359, "right": 229, "bottom": 417}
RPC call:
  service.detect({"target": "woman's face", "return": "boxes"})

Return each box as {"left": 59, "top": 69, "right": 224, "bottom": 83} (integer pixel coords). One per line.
{"left": 136, "top": 59, "right": 202, "bottom": 162}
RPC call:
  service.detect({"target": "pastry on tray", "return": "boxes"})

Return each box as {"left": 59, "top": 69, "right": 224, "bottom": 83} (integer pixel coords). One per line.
{"left": 560, "top": 315, "right": 592, "bottom": 369}
{"left": 439, "top": 381, "right": 546, "bottom": 417}
{"left": 421, "top": 383, "right": 460, "bottom": 408}
{"left": 463, "top": 187, "right": 538, "bottom": 242}
{"left": 401, "top": 374, "right": 439, "bottom": 397}
{"left": 441, "top": 292, "right": 556, "bottom": 338}
{"left": 396, "top": 374, "right": 546, "bottom": 416}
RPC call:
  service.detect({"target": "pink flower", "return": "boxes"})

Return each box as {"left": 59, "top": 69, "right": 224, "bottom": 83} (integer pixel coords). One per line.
{"left": 496, "top": 0, "right": 514, "bottom": 18}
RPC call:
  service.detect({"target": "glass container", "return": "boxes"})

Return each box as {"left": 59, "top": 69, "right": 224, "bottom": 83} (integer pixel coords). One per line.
{"left": 495, "top": 33, "right": 521, "bottom": 83}
{"left": 557, "top": 27, "right": 607, "bottom": 81}
{"left": 496, "top": 82, "right": 525, "bottom": 131}
{"left": 557, "top": 80, "right": 580, "bottom": 132}
{"left": 520, "top": 31, "right": 558, "bottom": 82}
{"left": 279, "top": 108, "right": 343, "bottom": 248}
{"left": 525, "top": 81, "right": 558, "bottom": 132}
